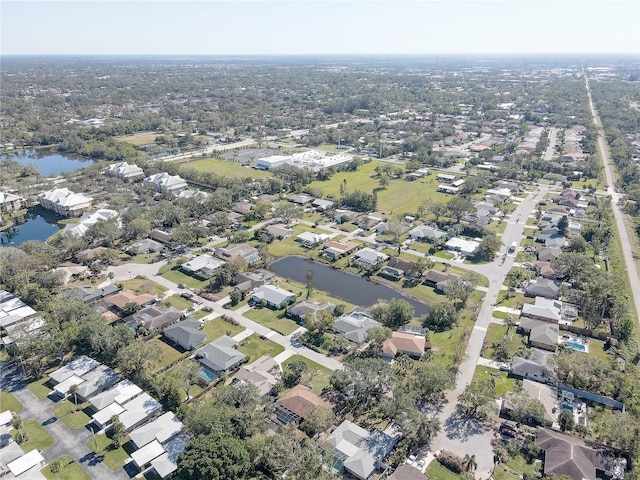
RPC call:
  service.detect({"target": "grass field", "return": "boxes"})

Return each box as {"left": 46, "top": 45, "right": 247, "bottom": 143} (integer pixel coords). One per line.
{"left": 12, "top": 419, "right": 55, "bottom": 452}
{"left": 161, "top": 269, "right": 209, "bottom": 290}
{"left": 237, "top": 334, "right": 285, "bottom": 364}
{"left": 201, "top": 317, "right": 245, "bottom": 343}
{"left": 87, "top": 433, "right": 131, "bottom": 470}
{"left": 0, "top": 391, "right": 23, "bottom": 413}
{"left": 426, "top": 460, "right": 461, "bottom": 480}
{"left": 116, "top": 131, "right": 159, "bottom": 146}
{"left": 150, "top": 337, "right": 186, "bottom": 370}
{"left": 164, "top": 294, "right": 193, "bottom": 311}
{"left": 243, "top": 307, "right": 300, "bottom": 335}
{"left": 118, "top": 278, "right": 167, "bottom": 296}
{"left": 27, "top": 377, "right": 52, "bottom": 399}
{"left": 181, "top": 158, "right": 272, "bottom": 179}
{"left": 42, "top": 456, "right": 91, "bottom": 480}
{"left": 282, "top": 355, "right": 333, "bottom": 394}
{"left": 52, "top": 400, "right": 91, "bottom": 430}
{"left": 483, "top": 324, "right": 527, "bottom": 361}
{"left": 471, "top": 366, "right": 516, "bottom": 398}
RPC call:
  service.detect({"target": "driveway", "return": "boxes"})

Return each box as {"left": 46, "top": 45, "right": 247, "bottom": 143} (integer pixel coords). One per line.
{"left": 0, "top": 365, "right": 130, "bottom": 480}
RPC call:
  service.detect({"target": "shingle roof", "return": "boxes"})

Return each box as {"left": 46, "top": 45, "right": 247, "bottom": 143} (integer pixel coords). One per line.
{"left": 277, "top": 385, "right": 332, "bottom": 419}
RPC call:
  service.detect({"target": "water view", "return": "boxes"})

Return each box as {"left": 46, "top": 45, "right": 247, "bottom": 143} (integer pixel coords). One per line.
{"left": 269, "top": 256, "right": 430, "bottom": 317}
{"left": 0, "top": 208, "right": 62, "bottom": 246}
{"left": 4, "top": 149, "right": 93, "bottom": 176}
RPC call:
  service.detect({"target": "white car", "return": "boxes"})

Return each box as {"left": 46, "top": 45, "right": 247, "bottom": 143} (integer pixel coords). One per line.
{"left": 408, "top": 453, "right": 417, "bottom": 463}
{"left": 417, "top": 459, "right": 426, "bottom": 469}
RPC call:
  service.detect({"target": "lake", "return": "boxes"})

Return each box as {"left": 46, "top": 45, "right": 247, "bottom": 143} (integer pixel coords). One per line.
{"left": 269, "top": 256, "right": 430, "bottom": 317}
{"left": 4, "top": 149, "right": 92, "bottom": 176}
{"left": 0, "top": 208, "right": 62, "bottom": 246}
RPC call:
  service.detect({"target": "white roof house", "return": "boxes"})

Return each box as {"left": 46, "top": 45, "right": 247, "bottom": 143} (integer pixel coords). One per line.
{"left": 0, "top": 192, "right": 25, "bottom": 212}
{"left": 92, "top": 402, "right": 126, "bottom": 429}
{"left": 0, "top": 297, "right": 37, "bottom": 329}
{"left": 296, "top": 231, "right": 330, "bottom": 247}
{"left": 53, "top": 374, "right": 85, "bottom": 397}
{"left": 445, "top": 237, "right": 480, "bottom": 255}
{"left": 49, "top": 355, "right": 100, "bottom": 384}
{"left": 143, "top": 172, "right": 188, "bottom": 195}
{"left": 352, "top": 248, "right": 389, "bottom": 268}
{"left": 76, "top": 364, "right": 119, "bottom": 400}
{"left": 129, "top": 412, "right": 183, "bottom": 448}
{"left": 255, "top": 155, "right": 290, "bottom": 170}
{"left": 131, "top": 439, "right": 165, "bottom": 470}
{"left": 38, "top": 188, "right": 93, "bottom": 217}
{"left": 104, "top": 162, "right": 144, "bottom": 181}
{"left": 3, "top": 316, "right": 46, "bottom": 347}
{"left": 150, "top": 434, "right": 190, "bottom": 479}
{"left": 64, "top": 209, "right": 119, "bottom": 237}
{"left": 0, "top": 410, "right": 12, "bottom": 427}
{"left": 250, "top": 285, "right": 296, "bottom": 309}
{"left": 521, "top": 297, "right": 562, "bottom": 323}
{"left": 118, "top": 392, "right": 162, "bottom": 431}
{"left": 7, "top": 450, "right": 45, "bottom": 477}
{"left": 180, "top": 254, "right": 225, "bottom": 279}
{"left": 89, "top": 380, "right": 142, "bottom": 411}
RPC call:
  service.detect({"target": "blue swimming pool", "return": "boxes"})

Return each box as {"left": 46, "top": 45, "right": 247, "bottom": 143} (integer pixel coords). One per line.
{"left": 199, "top": 368, "right": 218, "bottom": 383}
{"left": 565, "top": 342, "right": 586, "bottom": 352}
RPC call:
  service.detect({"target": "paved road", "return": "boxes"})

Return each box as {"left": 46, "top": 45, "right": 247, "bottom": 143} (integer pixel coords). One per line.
{"left": 543, "top": 127, "right": 559, "bottom": 161}
{"left": 585, "top": 75, "right": 640, "bottom": 324}
{"left": 0, "top": 366, "right": 129, "bottom": 480}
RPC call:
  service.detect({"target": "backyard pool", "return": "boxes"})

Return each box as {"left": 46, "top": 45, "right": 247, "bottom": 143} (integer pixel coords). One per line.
{"left": 565, "top": 342, "right": 586, "bottom": 352}
{"left": 199, "top": 367, "right": 218, "bottom": 383}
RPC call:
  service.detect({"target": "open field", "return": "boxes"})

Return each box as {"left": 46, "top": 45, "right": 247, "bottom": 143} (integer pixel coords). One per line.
{"left": 150, "top": 337, "right": 186, "bottom": 369}
{"left": 426, "top": 460, "right": 461, "bottom": 480}
{"left": 27, "top": 377, "right": 52, "bottom": 399}
{"left": 471, "top": 365, "right": 516, "bottom": 398}
{"left": 52, "top": 400, "right": 91, "bottom": 430}
{"left": 181, "top": 158, "right": 272, "bottom": 179}
{"left": 161, "top": 268, "right": 209, "bottom": 290}
{"left": 118, "top": 278, "right": 167, "bottom": 296}
{"left": 483, "top": 324, "right": 527, "bottom": 361}
{"left": 163, "top": 294, "right": 193, "bottom": 311}
{"left": 115, "top": 131, "right": 159, "bottom": 146}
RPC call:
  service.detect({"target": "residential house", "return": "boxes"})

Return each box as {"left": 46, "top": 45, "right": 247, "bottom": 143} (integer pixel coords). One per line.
{"left": 63, "top": 209, "right": 119, "bottom": 237}
{"left": 376, "top": 221, "right": 409, "bottom": 236}
{"left": 536, "top": 247, "right": 562, "bottom": 263}
{"left": 150, "top": 434, "right": 190, "bottom": 479}
{"left": 333, "top": 209, "right": 357, "bottom": 224}
{"left": 437, "top": 173, "right": 456, "bottom": 183}
{"left": 0, "top": 296, "right": 37, "bottom": 329}
{"left": 354, "top": 214, "right": 384, "bottom": 231}
{"left": 135, "top": 238, "right": 165, "bottom": 254}
{"left": 232, "top": 202, "right": 253, "bottom": 216}
{"left": 334, "top": 310, "right": 381, "bottom": 344}
{"left": 2, "top": 316, "right": 46, "bottom": 349}
{"left": 215, "top": 243, "right": 261, "bottom": 264}
{"left": 265, "top": 224, "right": 293, "bottom": 240}
{"left": 321, "top": 240, "right": 358, "bottom": 261}
{"left": 352, "top": 248, "right": 389, "bottom": 269}
{"left": 89, "top": 380, "right": 142, "bottom": 413}
{"left": 107, "top": 290, "right": 156, "bottom": 314}
{"left": 131, "top": 440, "right": 165, "bottom": 472}
{"left": 123, "top": 305, "right": 183, "bottom": 330}
{"left": 288, "top": 194, "right": 314, "bottom": 205}
{"left": 380, "top": 257, "right": 418, "bottom": 280}
{"left": 524, "top": 277, "right": 560, "bottom": 299}
{"left": 163, "top": 319, "right": 206, "bottom": 351}
{"left": 0, "top": 192, "right": 25, "bottom": 213}
{"left": 527, "top": 321, "right": 559, "bottom": 352}
{"left": 143, "top": 172, "right": 187, "bottom": 195}
{"left": 275, "top": 384, "right": 332, "bottom": 424}
{"left": 437, "top": 184, "right": 460, "bottom": 194}
{"left": 312, "top": 198, "right": 335, "bottom": 211}
{"left": 233, "top": 356, "right": 280, "bottom": 396}
{"left": 250, "top": 285, "right": 296, "bottom": 309}
{"left": 118, "top": 392, "right": 162, "bottom": 431}
{"left": 196, "top": 335, "right": 246, "bottom": 373}
{"left": 180, "top": 254, "right": 225, "bottom": 280}
{"left": 389, "top": 465, "right": 429, "bottom": 480}
{"left": 149, "top": 229, "right": 173, "bottom": 245}
{"left": 423, "top": 270, "right": 459, "bottom": 293}
{"left": 232, "top": 270, "right": 274, "bottom": 292}
{"left": 287, "top": 300, "right": 336, "bottom": 323}
{"left": 104, "top": 162, "right": 144, "bottom": 181}
{"left": 70, "top": 284, "right": 121, "bottom": 304}
{"left": 130, "top": 412, "right": 183, "bottom": 449}
{"left": 38, "top": 187, "right": 93, "bottom": 217}
{"left": 408, "top": 225, "right": 447, "bottom": 242}
{"left": 75, "top": 364, "right": 119, "bottom": 401}
{"left": 381, "top": 332, "right": 429, "bottom": 361}
{"left": 49, "top": 355, "right": 100, "bottom": 384}
{"left": 521, "top": 297, "right": 562, "bottom": 323}
{"left": 6, "top": 450, "right": 45, "bottom": 478}
{"left": 510, "top": 349, "right": 555, "bottom": 384}
{"left": 325, "top": 420, "right": 397, "bottom": 480}
{"left": 297, "top": 231, "right": 330, "bottom": 248}
{"left": 536, "top": 428, "right": 625, "bottom": 480}
{"left": 445, "top": 237, "right": 479, "bottom": 256}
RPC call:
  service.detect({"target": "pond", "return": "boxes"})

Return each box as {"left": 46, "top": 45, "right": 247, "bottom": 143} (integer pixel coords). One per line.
{"left": 0, "top": 208, "right": 62, "bottom": 246}
{"left": 269, "top": 256, "right": 429, "bottom": 317}
{"left": 4, "top": 149, "right": 92, "bottom": 176}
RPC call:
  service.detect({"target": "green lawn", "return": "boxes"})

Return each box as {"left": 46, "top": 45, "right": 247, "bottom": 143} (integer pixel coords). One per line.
{"left": 243, "top": 307, "right": 300, "bottom": 335}
{"left": 483, "top": 324, "right": 527, "bottom": 361}
{"left": 237, "top": 335, "right": 285, "bottom": 364}
{"left": 201, "top": 317, "right": 245, "bottom": 343}
{"left": 27, "top": 377, "right": 52, "bottom": 399}
{"left": 0, "top": 391, "right": 23, "bottom": 413}
{"left": 164, "top": 294, "right": 193, "bottom": 311}
{"left": 52, "top": 400, "right": 91, "bottom": 430}
{"left": 496, "top": 291, "right": 530, "bottom": 309}
{"left": 150, "top": 337, "right": 186, "bottom": 370}
{"left": 118, "top": 278, "right": 167, "bottom": 295}
{"left": 116, "top": 131, "right": 159, "bottom": 146}
{"left": 282, "top": 355, "right": 333, "bottom": 394}
{"left": 426, "top": 460, "right": 461, "bottom": 480}
{"left": 161, "top": 268, "right": 209, "bottom": 290}
{"left": 471, "top": 366, "right": 516, "bottom": 398}
{"left": 267, "top": 224, "right": 333, "bottom": 258}
{"left": 272, "top": 278, "right": 353, "bottom": 312}
{"left": 181, "top": 158, "right": 272, "bottom": 179}
{"left": 12, "top": 419, "right": 55, "bottom": 452}
{"left": 124, "top": 253, "right": 161, "bottom": 265}
{"left": 87, "top": 433, "right": 131, "bottom": 470}
{"left": 41, "top": 456, "right": 91, "bottom": 480}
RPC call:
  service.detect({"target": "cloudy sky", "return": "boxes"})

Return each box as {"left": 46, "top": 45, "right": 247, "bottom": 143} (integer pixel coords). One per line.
{"left": 2, "top": 0, "right": 638, "bottom": 55}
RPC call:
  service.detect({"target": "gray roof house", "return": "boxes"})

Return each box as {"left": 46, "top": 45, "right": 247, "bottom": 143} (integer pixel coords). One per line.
{"left": 130, "top": 412, "right": 183, "bottom": 449}
{"left": 524, "top": 277, "right": 560, "bottom": 299}
{"left": 124, "top": 306, "right": 184, "bottom": 331}
{"left": 326, "top": 420, "right": 398, "bottom": 480}
{"left": 287, "top": 300, "right": 335, "bottom": 322}
{"left": 510, "top": 349, "right": 555, "bottom": 385}
{"left": 334, "top": 310, "right": 381, "bottom": 344}
{"left": 521, "top": 297, "right": 562, "bottom": 323}
{"left": 233, "top": 355, "right": 280, "bottom": 396}
{"left": 89, "top": 380, "right": 142, "bottom": 412}
{"left": 70, "top": 284, "right": 121, "bottom": 304}
{"left": 408, "top": 225, "right": 447, "bottom": 242}
{"left": 150, "top": 433, "right": 190, "bottom": 479}
{"left": 529, "top": 322, "right": 559, "bottom": 352}
{"left": 118, "top": 392, "right": 162, "bottom": 431}
{"left": 196, "top": 335, "right": 246, "bottom": 373}
{"left": 76, "top": 364, "right": 119, "bottom": 400}
{"left": 180, "top": 254, "right": 225, "bottom": 280}
{"left": 352, "top": 248, "right": 389, "bottom": 269}
{"left": 163, "top": 319, "right": 206, "bottom": 351}
{"left": 250, "top": 284, "right": 296, "bottom": 309}
{"left": 49, "top": 355, "right": 100, "bottom": 384}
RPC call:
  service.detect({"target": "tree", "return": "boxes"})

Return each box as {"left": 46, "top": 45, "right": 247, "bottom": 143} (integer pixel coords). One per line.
{"left": 447, "top": 196, "right": 474, "bottom": 222}
{"left": 49, "top": 459, "right": 62, "bottom": 479}
{"left": 370, "top": 298, "right": 414, "bottom": 327}
{"left": 558, "top": 409, "right": 575, "bottom": 432}
{"left": 274, "top": 203, "right": 303, "bottom": 225}
{"left": 475, "top": 231, "right": 502, "bottom": 261}
{"left": 363, "top": 325, "right": 392, "bottom": 357}
{"left": 176, "top": 433, "right": 250, "bottom": 480}
{"left": 304, "top": 310, "right": 333, "bottom": 337}
{"left": 110, "top": 415, "right": 126, "bottom": 449}
{"left": 69, "top": 383, "right": 79, "bottom": 412}
{"left": 300, "top": 406, "right": 335, "bottom": 437}
{"left": 429, "top": 201, "right": 448, "bottom": 222}
{"left": 508, "top": 390, "right": 545, "bottom": 424}
{"left": 116, "top": 341, "right": 162, "bottom": 385}
{"left": 458, "top": 379, "right": 496, "bottom": 418}
{"left": 444, "top": 273, "right": 479, "bottom": 308}
{"left": 414, "top": 360, "right": 456, "bottom": 399}
{"left": 424, "top": 301, "right": 459, "bottom": 332}
{"left": 330, "top": 357, "right": 395, "bottom": 415}
{"left": 463, "top": 454, "right": 478, "bottom": 472}
{"left": 305, "top": 269, "right": 314, "bottom": 300}
{"left": 172, "top": 360, "right": 200, "bottom": 401}
{"left": 211, "top": 267, "right": 233, "bottom": 289}
{"left": 386, "top": 215, "right": 406, "bottom": 255}
{"left": 225, "top": 256, "right": 248, "bottom": 276}
{"left": 558, "top": 215, "right": 569, "bottom": 236}
{"left": 283, "top": 359, "right": 308, "bottom": 387}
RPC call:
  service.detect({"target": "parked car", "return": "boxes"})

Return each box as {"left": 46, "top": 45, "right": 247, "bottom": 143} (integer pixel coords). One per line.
{"left": 417, "top": 459, "right": 426, "bottom": 469}
{"left": 500, "top": 427, "right": 517, "bottom": 438}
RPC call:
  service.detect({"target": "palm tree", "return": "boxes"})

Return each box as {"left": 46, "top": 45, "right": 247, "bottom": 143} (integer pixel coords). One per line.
{"left": 505, "top": 315, "right": 516, "bottom": 334}
{"left": 50, "top": 459, "right": 62, "bottom": 480}
{"left": 463, "top": 454, "right": 478, "bottom": 472}
{"left": 69, "top": 384, "right": 79, "bottom": 412}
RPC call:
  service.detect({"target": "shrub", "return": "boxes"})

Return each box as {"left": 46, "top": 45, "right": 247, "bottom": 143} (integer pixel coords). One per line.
{"left": 437, "top": 450, "right": 464, "bottom": 473}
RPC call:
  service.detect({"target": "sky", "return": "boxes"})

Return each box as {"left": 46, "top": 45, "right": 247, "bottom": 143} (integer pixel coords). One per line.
{"left": 1, "top": 0, "right": 639, "bottom": 56}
